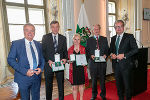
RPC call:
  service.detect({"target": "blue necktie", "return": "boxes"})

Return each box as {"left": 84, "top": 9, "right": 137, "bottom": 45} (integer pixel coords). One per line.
{"left": 53, "top": 36, "right": 57, "bottom": 52}
{"left": 29, "top": 42, "right": 37, "bottom": 70}
{"left": 115, "top": 36, "right": 120, "bottom": 55}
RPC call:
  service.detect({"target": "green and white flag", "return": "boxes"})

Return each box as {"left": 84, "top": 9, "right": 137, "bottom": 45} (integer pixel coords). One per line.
{"left": 76, "top": 4, "right": 91, "bottom": 47}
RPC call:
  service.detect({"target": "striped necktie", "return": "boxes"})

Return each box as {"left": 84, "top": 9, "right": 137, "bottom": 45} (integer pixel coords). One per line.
{"left": 29, "top": 42, "right": 37, "bottom": 70}
{"left": 54, "top": 36, "right": 57, "bottom": 52}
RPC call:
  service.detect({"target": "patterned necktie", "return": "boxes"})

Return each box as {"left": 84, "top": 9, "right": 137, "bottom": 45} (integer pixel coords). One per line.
{"left": 115, "top": 36, "right": 120, "bottom": 55}
{"left": 29, "top": 42, "right": 37, "bottom": 70}
{"left": 96, "top": 36, "right": 100, "bottom": 50}
{"left": 54, "top": 36, "right": 57, "bottom": 52}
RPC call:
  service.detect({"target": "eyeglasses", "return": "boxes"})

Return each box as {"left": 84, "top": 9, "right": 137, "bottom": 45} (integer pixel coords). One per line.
{"left": 114, "top": 26, "right": 123, "bottom": 29}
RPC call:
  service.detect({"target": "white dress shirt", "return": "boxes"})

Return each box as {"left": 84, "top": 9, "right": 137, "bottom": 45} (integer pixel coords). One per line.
{"left": 25, "top": 39, "right": 39, "bottom": 70}
{"left": 94, "top": 35, "right": 99, "bottom": 40}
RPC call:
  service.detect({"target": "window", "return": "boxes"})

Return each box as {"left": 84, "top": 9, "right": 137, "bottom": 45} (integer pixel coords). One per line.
{"left": 108, "top": 1, "right": 116, "bottom": 39}
{"left": 4, "top": 0, "right": 47, "bottom": 41}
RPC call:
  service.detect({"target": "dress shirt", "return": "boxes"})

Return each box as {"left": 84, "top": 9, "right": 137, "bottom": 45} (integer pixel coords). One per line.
{"left": 52, "top": 33, "right": 58, "bottom": 45}
{"left": 25, "top": 38, "right": 39, "bottom": 69}
{"left": 94, "top": 35, "right": 99, "bottom": 40}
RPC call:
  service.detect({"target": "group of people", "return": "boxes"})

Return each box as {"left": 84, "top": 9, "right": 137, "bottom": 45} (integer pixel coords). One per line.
{"left": 7, "top": 20, "right": 138, "bottom": 100}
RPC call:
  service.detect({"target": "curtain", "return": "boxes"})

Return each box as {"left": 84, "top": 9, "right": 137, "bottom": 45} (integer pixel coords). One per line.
{"left": 48, "top": 0, "right": 75, "bottom": 35}
{"left": 0, "top": 0, "right": 14, "bottom": 84}
{"left": 48, "top": 0, "right": 75, "bottom": 47}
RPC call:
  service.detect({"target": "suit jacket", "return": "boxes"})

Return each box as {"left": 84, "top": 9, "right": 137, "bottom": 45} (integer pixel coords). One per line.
{"left": 110, "top": 33, "right": 138, "bottom": 70}
{"left": 42, "top": 33, "right": 68, "bottom": 62}
{"left": 7, "top": 38, "right": 45, "bottom": 84}
{"left": 86, "top": 35, "right": 109, "bottom": 61}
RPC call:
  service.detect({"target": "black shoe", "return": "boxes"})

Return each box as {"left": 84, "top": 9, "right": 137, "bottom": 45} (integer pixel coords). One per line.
{"left": 102, "top": 97, "right": 106, "bottom": 100}
{"left": 119, "top": 96, "right": 124, "bottom": 100}
{"left": 90, "top": 97, "right": 96, "bottom": 100}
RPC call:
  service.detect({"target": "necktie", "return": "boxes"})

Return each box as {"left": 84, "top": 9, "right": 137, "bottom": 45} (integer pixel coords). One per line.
{"left": 54, "top": 36, "right": 57, "bottom": 52}
{"left": 115, "top": 36, "right": 120, "bottom": 55}
{"left": 96, "top": 36, "right": 99, "bottom": 50}
{"left": 29, "top": 42, "right": 37, "bottom": 70}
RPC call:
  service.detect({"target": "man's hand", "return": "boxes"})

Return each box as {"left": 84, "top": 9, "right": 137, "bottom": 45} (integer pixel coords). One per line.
{"left": 48, "top": 60, "right": 54, "bottom": 68}
{"left": 61, "top": 59, "right": 67, "bottom": 64}
{"left": 117, "top": 54, "right": 124, "bottom": 60}
{"left": 111, "top": 54, "right": 117, "bottom": 59}
{"left": 26, "top": 69, "right": 34, "bottom": 77}
{"left": 34, "top": 68, "right": 42, "bottom": 75}
{"left": 103, "top": 55, "right": 107, "bottom": 59}
{"left": 68, "top": 60, "right": 73, "bottom": 64}
{"left": 91, "top": 55, "right": 95, "bottom": 60}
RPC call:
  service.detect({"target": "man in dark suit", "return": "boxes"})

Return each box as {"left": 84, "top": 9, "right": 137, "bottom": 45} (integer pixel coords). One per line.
{"left": 110, "top": 20, "right": 138, "bottom": 100}
{"left": 7, "top": 23, "right": 45, "bottom": 100}
{"left": 42, "top": 21, "right": 67, "bottom": 100}
{"left": 86, "top": 24, "right": 109, "bottom": 100}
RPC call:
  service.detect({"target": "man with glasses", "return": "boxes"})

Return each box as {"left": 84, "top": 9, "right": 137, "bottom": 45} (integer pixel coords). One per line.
{"left": 110, "top": 20, "right": 138, "bottom": 100}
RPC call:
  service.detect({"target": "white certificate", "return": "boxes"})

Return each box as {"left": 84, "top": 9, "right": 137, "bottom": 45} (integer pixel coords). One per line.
{"left": 100, "top": 56, "right": 106, "bottom": 62}
{"left": 95, "top": 49, "right": 100, "bottom": 57}
{"left": 55, "top": 53, "right": 60, "bottom": 62}
{"left": 52, "top": 62, "right": 64, "bottom": 72}
{"left": 76, "top": 54, "right": 87, "bottom": 66}
{"left": 70, "top": 54, "right": 76, "bottom": 61}
{"left": 95, "top": 56, "right": 106, "bottom": 62}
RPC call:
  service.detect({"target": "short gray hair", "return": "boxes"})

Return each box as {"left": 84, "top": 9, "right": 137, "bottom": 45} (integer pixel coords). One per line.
{"left": 95, "top": 24, "right": 101, "bottom": 29}
{"left": 23, "top": 23, "right": 35, "bottom": 30}
{"left": 114, "top": 20, "right": 125, "bottom": 27}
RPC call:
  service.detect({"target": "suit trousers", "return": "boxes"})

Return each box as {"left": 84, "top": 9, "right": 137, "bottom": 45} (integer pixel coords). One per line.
{"left": 89, "top": 60, "right": 106, "bottom": 98}
{"left": 114, "top": 63, "right": 132, "bottom": 100}
{"left": 44, "top": 63, "right": 64, "bottom": 100}
{"left": 18, "top": 74, "right": 41, "bottom": 100}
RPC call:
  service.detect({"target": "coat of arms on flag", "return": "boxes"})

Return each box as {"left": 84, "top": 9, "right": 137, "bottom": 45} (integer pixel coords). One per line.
{"left": 76, "top": 4, "right": 91, "bottom": 47}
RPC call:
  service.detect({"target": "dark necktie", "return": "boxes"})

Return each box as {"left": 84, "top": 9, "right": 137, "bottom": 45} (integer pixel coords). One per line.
{"left": 54, "top": 36, "right": 57, "bottom": 52}
{"left": 96, "top": 36, "right": 99, "bottom": 50}
{"left": 115, "top": 36, "right": 120, "bottom": 55}
{"left": 29, "top": 42, "right": 37, "bottom": 70}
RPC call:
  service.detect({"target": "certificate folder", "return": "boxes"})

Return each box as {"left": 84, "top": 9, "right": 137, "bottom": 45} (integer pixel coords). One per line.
{"left": 52, "top": 61, "right": 64, "bottom": 72}
{"left": 76, "top": 54, "right": 87, "bottom": 66}
{"left": 94, "top": 56, "right": 106, "bottom": 62}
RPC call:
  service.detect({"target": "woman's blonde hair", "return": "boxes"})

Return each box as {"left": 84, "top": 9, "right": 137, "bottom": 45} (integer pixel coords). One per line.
{"left": 72, "top": 33, "right": 81, "bottom": 40}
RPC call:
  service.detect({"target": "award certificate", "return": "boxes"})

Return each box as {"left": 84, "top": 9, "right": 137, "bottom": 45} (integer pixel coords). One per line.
{"left": 70, "top": 54, "right": 76, "bottom": 62}
{"left": 55, "top": 53, "right": 60, "bottom": 62}
{"left": 52, "top": 61, "right": 64, "bottom": 72}
{"left": 94, "top": 49, "right": 100, "bottom": 62}
{"left": 76, "top": 54, "right": 87, "bottom": 66}
{"left": 99, "top": 56, "right": 106, "bottom": 62}
{"left": 95, "top": 49, "right": 100, "bottom": 57}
